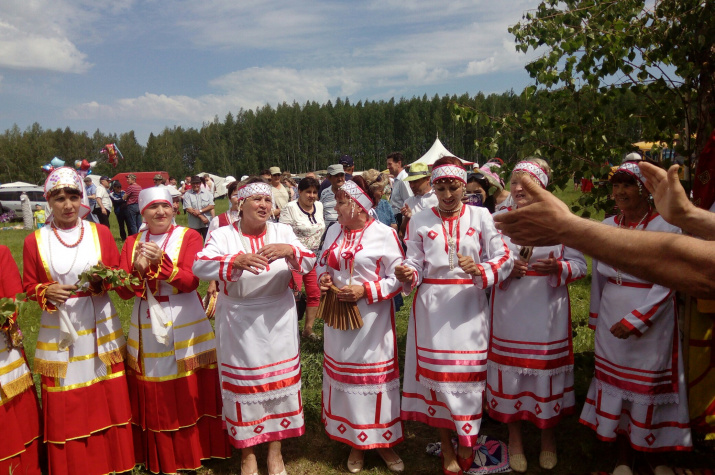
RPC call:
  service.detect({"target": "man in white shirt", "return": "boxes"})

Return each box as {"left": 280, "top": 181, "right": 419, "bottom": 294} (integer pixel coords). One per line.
{"left": 269, "top": 166, "right": 290, "bottom": 220}
{"left": 320, "top": 164, "right": 345, "bottom": 228}
{"left": 183, "top": 175, "right": 215, "bottom": 240}
{"left": 93, "top": 176, "right": 113, "bottom": 228}
{"left": 387, "top": 152, "right": 412, "bottom": 232}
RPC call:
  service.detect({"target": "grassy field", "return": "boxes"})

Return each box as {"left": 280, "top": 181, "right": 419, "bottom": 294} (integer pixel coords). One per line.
{"left": 1, "top": 189, "right": 711, "bottom": 474}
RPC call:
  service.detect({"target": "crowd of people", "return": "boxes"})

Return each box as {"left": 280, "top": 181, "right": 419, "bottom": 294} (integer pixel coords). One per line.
{"left": 0, "top": 150, "right": 712, "bottom": 475}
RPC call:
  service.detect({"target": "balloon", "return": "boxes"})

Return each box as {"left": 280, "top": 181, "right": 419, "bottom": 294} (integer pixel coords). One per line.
{"left": 89, "top": 161, "right": 97, "bottom": 168}
{"left": 42, "top": 164, "right": 54, "bottom": 174}
{"left": 74, "top": 160, "right": 82, "bottom": 169}
{"left": 50, "top": 157, "right": 65, "bottom": 167}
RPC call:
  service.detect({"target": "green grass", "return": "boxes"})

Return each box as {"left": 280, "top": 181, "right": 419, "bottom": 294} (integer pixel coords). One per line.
{"left": 2, "top": 191, "right": 711, "bottom": 474}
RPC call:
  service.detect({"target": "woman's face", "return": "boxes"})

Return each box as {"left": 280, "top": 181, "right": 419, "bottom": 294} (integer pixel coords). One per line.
{"left": 466, "top": 181, "right": 486, "bottom": 202}
{"left": 510, "top": 173, "right": 536, "bottom": 208}
{"left": 143, "top": 202, "right": 174, "bottom": 233}
{"left": 298, "top": 186, "right": 319, "bottom": 207}
{"left": 49, "top": 190, "right": 81, "bottom": 227}
{"left": 372, "top": 186, "right": 384, "bottom": 203}
{"left": 612, "top": 180, "right": 645, "bottom": 213}
{"left": 229, "top": 190, "right": 240, "bottom": 211}
{"left": 433, "top": 180, "right": 464, "bottom": 211}
{"left": 241, "top": 194, "right": 272, "bottom": 224}
{"left": 335, "top": 196, "right": 363, "bottom": 228}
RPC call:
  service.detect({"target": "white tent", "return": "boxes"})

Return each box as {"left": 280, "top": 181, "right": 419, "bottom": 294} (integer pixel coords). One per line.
{"left": 408, "top": 137, "right": 475, "bottom": 168}
{"left": 0, "top": 181, "right": 38, "bottom": 188}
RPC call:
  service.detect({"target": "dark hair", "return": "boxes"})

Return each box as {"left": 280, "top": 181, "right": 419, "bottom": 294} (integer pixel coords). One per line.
{"left": 48, "top": 187, "right": 81, "bottom": 199}
{"left": 227, "top": 180, "right": 239, "bottom": 197}
{"left": 298, "top": 177, "right": 320, "bottom": 192}
{"left": 260, "top": 169, "right": 271, "bottom": 176}
{"left": 610, "top": 172, "right": 638, "bottom": 185}
{"left": 112, "top": 180, "right": 121, "bottom": 188}
{"left": 386, "top": 152, "right": 403, "bottom": 164}
{"left": 467, "top": 173, "right": 496, "bottom": 213}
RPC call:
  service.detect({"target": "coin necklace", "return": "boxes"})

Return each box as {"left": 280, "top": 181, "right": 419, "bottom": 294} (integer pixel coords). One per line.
{"left": 49, "top": 220, "right": 84, "bottom": 278}
{"left": 437, "top": 205, "right": 461, "bottom": 270}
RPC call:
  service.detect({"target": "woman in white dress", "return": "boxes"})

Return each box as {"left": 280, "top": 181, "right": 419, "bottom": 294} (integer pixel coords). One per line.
{"left": 22, "top": 167, "right": 134, "bottom": 475}
{"left": 488, "top": 159, "right": 587, "bottom": 472}
{"left": 193, "top": 177, "right": 316, "bottom": 475}
{"left": 395, "top": 156, "right": 513, "bottom": 475}
{"left": 117, "top": 187, "right": 230, "bottom": 473}
{"left": 580, "top": 161, "right": 691, "bottom": 475}
{"left": 279, "top": 176, "right": 325, "bottom": 339}
{"left": 317, "top": 177, "right": 405, "bottom": 473}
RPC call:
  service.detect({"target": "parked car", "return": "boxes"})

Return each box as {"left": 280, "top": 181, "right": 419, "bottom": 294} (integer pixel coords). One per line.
{"left": 0, "top": 182, "right": 46, "bottom": 217}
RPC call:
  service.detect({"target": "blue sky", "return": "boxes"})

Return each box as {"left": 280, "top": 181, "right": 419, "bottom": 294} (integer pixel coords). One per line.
{"left": 0, "top": 0, "right": 541, "bottom": 145}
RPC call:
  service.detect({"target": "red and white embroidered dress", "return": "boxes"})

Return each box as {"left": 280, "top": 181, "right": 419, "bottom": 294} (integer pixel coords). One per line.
{"left": 0, "top": 245, "right": 42, "bottom": 475}
{"left": 23, "top": 221, "right": 135, "bottom": 475}
{"left": 317, "top": 220, "right": 405, "bottom": 449}
{"left": 118, "top": 226, "right": 230, "bottom": 473}
{"left": 487, "top": 237, "right": 586, "bottom": 428}
{"left": 400, "top": 205, "right": 513, "bottom": 446}
{"left": 580, "top": 214, "right": 692, "bottom": 452}
{"left": 193, "top": 221, "right": 316, "bottom": 448}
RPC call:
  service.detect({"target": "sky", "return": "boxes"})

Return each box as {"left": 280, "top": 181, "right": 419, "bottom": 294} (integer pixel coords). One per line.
{"left": 0, "top": 0, "right": 542, "bottom": 145}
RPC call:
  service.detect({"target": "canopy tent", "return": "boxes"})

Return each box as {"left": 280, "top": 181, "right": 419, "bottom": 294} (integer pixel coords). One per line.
{"left": 0, "top": 181, "right": 38, "bottom": 188}
{"left": 408, "top": 137, "right": 475, "bottom": 168}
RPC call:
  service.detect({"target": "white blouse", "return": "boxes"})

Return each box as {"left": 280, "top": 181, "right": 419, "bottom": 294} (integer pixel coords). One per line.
{"left": 279, "top": 200, "right": 325, "bottom": 251}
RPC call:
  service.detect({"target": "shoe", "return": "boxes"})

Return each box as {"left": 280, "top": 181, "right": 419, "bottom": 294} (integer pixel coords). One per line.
{"left": 653, "top": 466, "right": 674, "bottom": 475}
{"left": 456, "top": 448, "right": 475, "bottom": 472}
{"left": 440, "top": 453, "right": 463, "bottom": 475}
{"left": 377, "top": 448, "right": 404, "bottom": 472}
{"left": 269, "top": 471, "right": 287, "bottom": 475}
{"left": 612, "top": 465, "right": 633, "bottom": 475}
{"left": 509, "top": 453, "right": 527, "bottom": 473}
{"left": 539, "top": 450, "right": 557, "bottom": 469}
{"left": 347, "top": 449, "right": 364, "bottom": 473}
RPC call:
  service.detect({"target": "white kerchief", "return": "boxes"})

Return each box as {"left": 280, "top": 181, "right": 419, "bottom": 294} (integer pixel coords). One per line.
{"left": 340, "top": 180, "right": 373, "bottom": 214}
{"left": 237, "top": 182, "right": 273, "bottom": 202}
{"left": 431, "top": 164, "right": 467, "bottom": 185}
{"left": 513, "top": 161, "right": 549, "bottom": 188}
{"left": 139, "top": 187, "right": 173, "bottom": 214}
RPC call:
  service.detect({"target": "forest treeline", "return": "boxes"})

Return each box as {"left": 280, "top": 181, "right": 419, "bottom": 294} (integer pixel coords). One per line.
{"left": 0, "top": 89, "right": 649, "bottom": 186}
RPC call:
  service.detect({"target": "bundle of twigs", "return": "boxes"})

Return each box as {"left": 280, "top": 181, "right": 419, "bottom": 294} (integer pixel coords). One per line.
{"left": 317, "top": 285, "right": 363, "bottom": 331}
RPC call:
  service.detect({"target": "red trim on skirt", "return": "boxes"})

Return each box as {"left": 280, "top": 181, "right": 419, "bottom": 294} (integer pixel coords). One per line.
{"left": 0, "top": 387, "right": 42, "bottom": 475}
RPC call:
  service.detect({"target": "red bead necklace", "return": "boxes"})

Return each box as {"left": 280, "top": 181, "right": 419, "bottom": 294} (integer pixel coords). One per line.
{"left": 51, "top": 221, "right": 85, "bottom": 248}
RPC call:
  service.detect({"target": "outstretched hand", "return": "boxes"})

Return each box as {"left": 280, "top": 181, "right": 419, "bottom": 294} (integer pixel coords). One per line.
{"left": 638, "top": 162, "right": 691, "bottom": 228}
{"left": 493, "top": 177, "right": 575, "bottom": 246}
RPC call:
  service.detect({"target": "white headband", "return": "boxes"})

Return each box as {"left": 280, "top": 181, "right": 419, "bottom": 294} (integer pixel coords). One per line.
{"left": 431, "top": 164, "right": 467, "bottom": 185}
{"left": 340, "top": 180, "right": 373, "bottom": 214}
{"left": 513, "top": 161, "right": 549, "bottom": 188}
{"left": 139, "top": 187, "right": 173, "bottom": 214}
{"left": 612, "top": 161, "right": 646, "bottom": 187}
{"left": 237, "top": 182, "right": 273, "bottom": 202}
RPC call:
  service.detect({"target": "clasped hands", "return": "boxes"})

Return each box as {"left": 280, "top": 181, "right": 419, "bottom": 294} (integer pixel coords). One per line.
{"left": 394, "top": 253, "right": 482, "bottom": 283}
{"left": 232, "top": 244, "right": 294, "bottom": 275}
{"left": 133, "top": 242, "right": 163, "bottom": 275}
{"left": 318, "top": 274, "right": 364, "bottom": 302}
{"left": 510, "top": 251, "right": 559, "bottom": 278}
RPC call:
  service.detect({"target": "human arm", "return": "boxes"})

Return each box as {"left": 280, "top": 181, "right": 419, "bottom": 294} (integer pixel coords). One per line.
{"left": 544, "top": 246, "right": 587, "bottom": 287}
{"left": 22, "top": 233, "right": 75, "bottom": 310}
{"left": 612, "top": 284, "right": 674, "bottom": 339}
{"left": 473, "top": 210, "right": 513, "bottom": 289}
{"left": 0, "top": 245, "right": 23, "bottom": 298}
{"left": 639, "top": 162, "right": 715, "bottom": 240}
{"left": 588, "top": 260, "right": 607, "bottom": 330}
{"left": 361, "top": 227, "right": 404, "bottom": 304}
{"left": 493, "top": 176, "right": 715, "bottom": 298}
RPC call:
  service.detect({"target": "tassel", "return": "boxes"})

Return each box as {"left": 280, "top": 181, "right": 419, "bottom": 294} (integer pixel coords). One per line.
{"left": 34, "top": 359, "right": 68, "bottom": 379}
{"left": 98, "top": 345, "right": 126, "bottom": 366}
{"left": 126, "top": 355, "right": 140, "bottom": 373}
{"left": 0, "top": 372, "right": 34, "bottom": 399}
{"left": 177, "top": 349, "right": 217, "bottom": 373}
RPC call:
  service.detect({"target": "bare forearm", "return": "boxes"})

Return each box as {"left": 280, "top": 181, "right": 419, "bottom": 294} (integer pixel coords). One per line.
{"left": 675, "top": 206, "right": 715, "bottom": 241}
{"left": 560, "top": 217, "right": 715, "bottom": 297}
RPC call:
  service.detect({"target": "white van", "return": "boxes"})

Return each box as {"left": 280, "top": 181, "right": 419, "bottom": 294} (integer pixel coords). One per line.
{"left": 0, "top": 182, "right": 46, "bottom": 218}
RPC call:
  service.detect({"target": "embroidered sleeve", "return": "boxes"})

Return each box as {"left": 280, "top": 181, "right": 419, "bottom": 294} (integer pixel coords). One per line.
{"left": 363, "top": 228, "right": 404, "bottom": 304}
{"left": 22, "top": 233, "right": 58, "bottom": 312}
{"left": 589, "top": 259, "right": 607, "bottom": 329}
{"left": 401, "top": 215, "right": 424, "bottom": 295}
{"left": 193, "top": 231, "right": 243, "bottom": 282}
{"left": 548, "top": 246, "right": 587, "bottom": 288}
{"left": 474, "top": 212, "right": 513, "bottom": 290}
{"left": 618, "top": 285, "right": 674, "bottom": 337}
{"left": 284, "top": 225, "right": 316, "bottom": 274}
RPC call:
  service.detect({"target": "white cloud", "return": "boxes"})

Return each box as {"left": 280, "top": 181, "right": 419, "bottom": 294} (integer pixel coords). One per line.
{"left": 0, "top": 0, "right": 134, "bottom": 73}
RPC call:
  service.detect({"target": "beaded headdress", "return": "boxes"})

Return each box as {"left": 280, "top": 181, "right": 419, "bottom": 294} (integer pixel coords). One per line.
{"left": 513, "top": 161, "right": 549, "bottom": 188}
{"left": 43, "top": 167, "right": 90, "bottom": 222}
{"left": 611, "top": 160, "right": 646, "bottom": 188}
{"left": 237, "top": 182, "right": 273, "bottom": 202}
{"left": 431, "top": 164, "right": 467, "bottom": 185}
{"left": 340, "top": 180, "right": 373, "bottom": 214}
